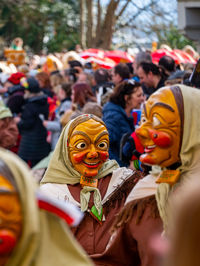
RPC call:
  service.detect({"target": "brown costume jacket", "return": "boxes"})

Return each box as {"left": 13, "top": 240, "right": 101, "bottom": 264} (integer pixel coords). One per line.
{"left": 92, "top": 195, "right": 163, "bottom": 266}
{"left": 40, "top": 168, "right": 142, "bottom": 256}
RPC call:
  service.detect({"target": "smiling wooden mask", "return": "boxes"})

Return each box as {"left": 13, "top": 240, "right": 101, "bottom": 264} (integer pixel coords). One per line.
{"left": 136, "top": 87, "right": 182, "bottom": 168}
{"left": 68, "top": 118, "right": 109, "bottom": 187}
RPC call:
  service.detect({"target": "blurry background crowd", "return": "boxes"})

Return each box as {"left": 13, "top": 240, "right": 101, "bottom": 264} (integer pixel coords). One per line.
{"left": 0, "top": 39, "right": 199, "bottom": 171}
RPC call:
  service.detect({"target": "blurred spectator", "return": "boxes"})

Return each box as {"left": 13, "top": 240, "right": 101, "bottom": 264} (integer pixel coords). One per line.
{"left": 5, "top": 72, "right": 26, "bottom": 114}
{"left": 126, "top": 62, "right": 134, "bottom": 78}
{"left": 137, "top": 62, "right": 166, "bottom": 97}
{"left": 75, "top": 44, "right": 83, "bottom": 53}
{"left": 133, "top": 51, "right": 152, "bottom": 75}
{"left": 15, "top": 77, "right": 50, "bottom": 167}
{"left": 18, "top": 64, "right": 29, "bottom": 75}
{"left": 50, "top": 71, "right": 65, "bottom": 94}
{"left": 68, "top": 60, "right": 83, "bottom": 83}
{"left": 0, "top": 73, "right": 9, "bottom": 92}
{"left": 76, "top": 72, "right": 93, "bottom": 87}
{"left": 68, "top": 60, "right": 83, "bottom": 69}
{"left": 132, "top": 52, "right": 152, "bottom": 97}
{"left": 103, "top": 80, "right": 144, "bottom": 166}
{"left": 43, "top": 83, "right": 72, "bottom": 150}
{"left": 60, "top": 82, "right": 96, "bottom": 127}
{"left": 158, "top": 55, "right": 176, "bottom": 79}
{"left": 2, "top": 72, "right": 25, "bottom": 95}
{"left": 10, "top": 37, "right": 23, "bottom": 50}
{"left": 84, "top": 62, "right": 93, "bottom": 75}
{"left": 36, "top": 71, "right": 54, "bottom": 97}
{"left": 93, "top": 68, "right": 114, "bottom": 105}
{"left": 72, "top": 82, "right": 96, "bottom": 109}
{"left": 111, "top": 63, "right": 130, "bottom": 85}
{"left": 63, "top": 67, "right": 80, "bottom": 83}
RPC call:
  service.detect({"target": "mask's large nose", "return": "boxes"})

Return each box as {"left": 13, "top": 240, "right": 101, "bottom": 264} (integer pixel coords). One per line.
{"left": 135, "top": 126, "right": 149, "bottom": 141}
{"left": 87, "top": 145, "right": 98, "bottom": 159}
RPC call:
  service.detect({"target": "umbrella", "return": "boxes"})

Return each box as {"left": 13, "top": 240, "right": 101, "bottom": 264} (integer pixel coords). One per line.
{"left": 85, "top": 56, "right": 116, "bottom": 69}
{"left": 172, "top": 49, "right": 197, "bottom": 64}
{"left": 80, "top": 49, "right": 105, "bottom": 59}
{"left": 104, "top": 50, "right": 133, "bottom": 64}
{"left": 151, "top": 49, "right": 180, "bottom": 64}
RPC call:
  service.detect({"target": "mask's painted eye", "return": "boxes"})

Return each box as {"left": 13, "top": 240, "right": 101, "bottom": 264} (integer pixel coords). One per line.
{"left": 152, "top": 116, "right": 161, "bottom": 127}
{"left": 97, "top": 141, "right": 108, "bottom": 150}
{"left": 76, "top": 142, "right": 87, "bottom": 149}
{"left": 140, "top": 116, "right": 147, "bottom": 124}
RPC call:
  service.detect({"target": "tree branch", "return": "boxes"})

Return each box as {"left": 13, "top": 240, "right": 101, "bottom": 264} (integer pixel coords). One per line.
{"left": 115, "top": 0, "right": 157, "bottom": 30}
{"left": 115, "top": 0, "right": 131, "bottom": 21}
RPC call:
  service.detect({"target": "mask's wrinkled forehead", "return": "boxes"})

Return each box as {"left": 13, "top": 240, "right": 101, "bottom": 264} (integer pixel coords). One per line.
{"left": 144, "top": 86, "right": 183, "bottom": 129}
{"left": 68, "top": 114, "right": 108, "bottom": 140}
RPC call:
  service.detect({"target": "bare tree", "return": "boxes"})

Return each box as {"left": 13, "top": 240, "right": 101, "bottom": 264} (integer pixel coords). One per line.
{"left": 80, "top": 0, "right": 176, "bottom": 50}
{"left": 80, "top": 0, "right": 132, "bottom": 49}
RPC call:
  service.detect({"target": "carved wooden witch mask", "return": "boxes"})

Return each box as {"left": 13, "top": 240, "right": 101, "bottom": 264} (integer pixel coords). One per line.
{"left": 136, "top": 87, "right": 182, "bottom": 168}
{"left": 68, "top": 116, "right": 109, "bottom": 187}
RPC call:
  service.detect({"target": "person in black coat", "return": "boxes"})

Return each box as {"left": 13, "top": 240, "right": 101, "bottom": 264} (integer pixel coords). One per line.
{"left": 15, "top": 77, "right": 50, "bottom": 167}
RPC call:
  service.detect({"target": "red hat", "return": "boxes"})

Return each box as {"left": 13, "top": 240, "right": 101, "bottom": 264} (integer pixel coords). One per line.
{"left": 8, "top": 72, "right": 25, "bottom": 85}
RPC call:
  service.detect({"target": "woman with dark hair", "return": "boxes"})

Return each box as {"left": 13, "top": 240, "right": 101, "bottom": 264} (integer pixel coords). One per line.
{"left": 72, "top": 82, "right": 96, "bottom": 109}
{"left": 103, "top": 80, "right": 144, "bottom": 166}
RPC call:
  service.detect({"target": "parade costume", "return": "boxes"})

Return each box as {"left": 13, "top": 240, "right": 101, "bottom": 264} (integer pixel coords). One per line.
{"left": 40, "top": 114, "right": 140, "bottom": 256}
{"left": 93, "top": 84, "right": 200, "bottom": 266}
{"left": 0, "top": 149, "right": 92, "bottom": 266}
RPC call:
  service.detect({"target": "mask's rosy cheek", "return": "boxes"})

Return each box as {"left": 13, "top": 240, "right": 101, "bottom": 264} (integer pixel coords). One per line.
{"left": 72, "top": 151, "right": 87, "bottom": 163}
{"left": 149, "top": 129, "right": 172, "bottom": 147}
{"left": 99, "top": 151, "right": 109, "bottom": 162}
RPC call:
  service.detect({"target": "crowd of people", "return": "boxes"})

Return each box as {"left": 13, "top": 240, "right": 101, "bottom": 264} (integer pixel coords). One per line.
{"left": 0, "top": 45, "right": 200, "bottom": 266}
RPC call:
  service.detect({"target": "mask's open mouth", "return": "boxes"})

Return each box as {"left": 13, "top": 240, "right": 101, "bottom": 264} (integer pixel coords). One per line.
{"left": 144, "top": 145, "right": 156, "bottom": 153}
{"left": 83, "top": 161, "right": 101, "bottom": 168}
